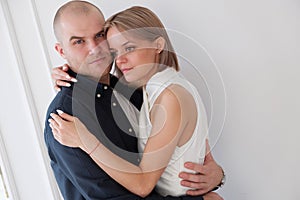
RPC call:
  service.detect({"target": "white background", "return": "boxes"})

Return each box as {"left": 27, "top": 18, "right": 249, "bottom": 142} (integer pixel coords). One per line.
{"left": 0, "top": 0, "right": 299, "bottom": 199}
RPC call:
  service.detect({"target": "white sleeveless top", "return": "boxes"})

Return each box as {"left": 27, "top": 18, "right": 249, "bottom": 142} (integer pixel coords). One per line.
{"left": 138, "top": 68, "right": 208, "bottom": 196}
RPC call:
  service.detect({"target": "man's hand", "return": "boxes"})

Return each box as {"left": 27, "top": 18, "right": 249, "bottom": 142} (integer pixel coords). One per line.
{"left": 179, "top": 140, "right": 224, "bottom": 196}
{"left": 51, "top": 64, "right": 77, "bottom": 91}
{"left": 203, "top": 192, "right": 224, "bottom": 200}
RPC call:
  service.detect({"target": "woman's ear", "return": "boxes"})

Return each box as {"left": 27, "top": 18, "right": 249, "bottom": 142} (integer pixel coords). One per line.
{"left": 55, "top": 43, "right": 66, "bottom": 59}
{"left": 155, "top": 37, "right": 166, "bottom": 54}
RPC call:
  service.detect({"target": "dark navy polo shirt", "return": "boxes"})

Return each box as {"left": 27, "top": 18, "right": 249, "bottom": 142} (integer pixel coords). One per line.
{"left": 44, "top": 70, "right": 141, "bottom": 199}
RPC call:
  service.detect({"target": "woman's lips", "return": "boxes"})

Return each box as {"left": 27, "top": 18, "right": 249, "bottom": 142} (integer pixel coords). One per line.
{"left": 121, "top": 67, "right": 132, "bottom": 74}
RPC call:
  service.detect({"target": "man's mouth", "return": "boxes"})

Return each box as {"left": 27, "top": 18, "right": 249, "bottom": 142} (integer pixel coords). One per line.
{"left": 89, "top": 57, "right": 106, "bottom": 65}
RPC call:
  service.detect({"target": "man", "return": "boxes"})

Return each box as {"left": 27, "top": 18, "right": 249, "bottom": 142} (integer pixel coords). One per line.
{"left": 45, "top": 1, "right": 224, "bottom": 199}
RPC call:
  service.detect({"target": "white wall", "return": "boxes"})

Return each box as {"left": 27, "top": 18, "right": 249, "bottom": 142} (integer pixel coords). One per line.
{"left": 0, "top": 0, "right": 299, "bottom": 199}
{"left": 0, "top": 0, "right": 61, "bottom": 199}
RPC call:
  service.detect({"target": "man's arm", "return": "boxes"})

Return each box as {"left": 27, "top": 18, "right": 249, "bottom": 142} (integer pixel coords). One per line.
{"left": 179, "top": 141, "right": 225, "bottom": 196}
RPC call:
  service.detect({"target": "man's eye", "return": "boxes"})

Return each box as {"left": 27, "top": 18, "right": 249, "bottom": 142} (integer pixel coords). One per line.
{"left": 74, "top": 39, "right": 84, "bottom": 45}
{"left": 96, "top": 32, "right": 104, "bottom": 39}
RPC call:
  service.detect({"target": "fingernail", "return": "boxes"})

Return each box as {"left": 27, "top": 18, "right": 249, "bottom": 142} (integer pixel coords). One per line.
{"left": 56, "top": 109, "right": 64, "bottom": 115}
{"left": 71, "top": 78, "right": 78, "bottom": 82}
{"left": 50, "top": 113, "right": 54, "bottom": 117}
{"left": 66, "top": 83, "right": 71, "bottom": 87}
{"left": 63, "top": 66, "right": 68, "bottom": 70}
{"left": 66, "top": 75, "right": 71, "bottom": 79}
{"left": 48, "top": 119, "right": 51, "bottom": 123}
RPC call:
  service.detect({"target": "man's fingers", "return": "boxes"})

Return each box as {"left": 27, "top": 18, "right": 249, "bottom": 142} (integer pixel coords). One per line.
{"left": 179, "top": 171, "right": 204, "bottom": 183}
{"left": 180, "top": 179, "right": 206, "bottom": 188}
{"left": 185, "top": 188, "right": 207, "bottom": 196}
{"left": 184, "top": 162, "right": 205, "bottom": 173}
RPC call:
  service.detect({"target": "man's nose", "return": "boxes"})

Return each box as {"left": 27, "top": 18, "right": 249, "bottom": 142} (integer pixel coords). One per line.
{"left": 88, "top": 43, "right": 102, "bottom": 55}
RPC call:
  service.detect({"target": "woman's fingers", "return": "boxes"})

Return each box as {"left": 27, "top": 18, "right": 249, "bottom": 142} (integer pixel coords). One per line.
{"left": 49, "top": 110, "right": 75, "bottom": 127}
{"left": 52, "top": 67, "right": 70, "bottom": 81}
{"left": 54, "top": 85, "right": 61, "bottom": 92}
{"left": 49, "top": 114, "right": 68, "bottom": 143}
{"left": 56, "top": 80, "right": 71, "bottom": 87}
{"left": 49, "top": 119, "right": 61, "bottom": 140}
{"left": 56, "top": 110, "right": 75, "bottom": 122}
{"left": 48, "top": 117, "right": 60, "bottom": 129}
{"left": 51, "top": 64, "right": 77, "bottom": 92}
{"left": 52, "top": 64, "right": 78, "bottom": 82}
{"left": 50, "top": 113, "right": 64, "bottom": 126}
{"left": 62, "top": 64, "right": 69, "bottom": 71}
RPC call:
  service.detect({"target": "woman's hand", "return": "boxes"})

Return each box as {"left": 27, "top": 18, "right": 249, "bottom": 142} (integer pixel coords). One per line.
{"left": 48, "top": 110, "right": 84, "bottom": 148}
{"left": 48, "top": 110, "right": 100, "bottom": 154}
{"left": 52, "top": 64, "right": 77, "bottom": 92}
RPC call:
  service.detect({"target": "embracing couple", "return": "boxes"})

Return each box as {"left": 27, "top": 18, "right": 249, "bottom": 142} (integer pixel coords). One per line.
{"left": 45, "top": 1, "right": 224, "bottom": 200}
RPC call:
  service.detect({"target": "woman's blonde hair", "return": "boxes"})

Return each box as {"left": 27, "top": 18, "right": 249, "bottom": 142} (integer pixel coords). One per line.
{"left": 103, "top": 6, "right": 179, "bottom": 71}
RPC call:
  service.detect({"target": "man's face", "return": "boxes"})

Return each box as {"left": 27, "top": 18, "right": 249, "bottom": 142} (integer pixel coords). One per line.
{"left": 55, "top": 10, "right": 112, "bottom": 79}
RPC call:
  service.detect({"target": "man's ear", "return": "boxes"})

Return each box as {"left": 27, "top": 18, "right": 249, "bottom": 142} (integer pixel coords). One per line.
{"left": 55, "top": 42, "right": 66, "bottom": 59}
{"left": 155, "top": 37, "right": 166, "bottom": 54}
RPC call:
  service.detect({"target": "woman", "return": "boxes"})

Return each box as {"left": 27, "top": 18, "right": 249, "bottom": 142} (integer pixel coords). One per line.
{"left": 49, "top": 6, "right": 208, "bottom": 197}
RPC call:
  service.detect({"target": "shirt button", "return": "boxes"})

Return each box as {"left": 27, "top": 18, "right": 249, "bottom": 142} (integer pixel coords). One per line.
{"left": 128, "top": 128, "right": 133, "bottom": 133}
{"left": 104, "top": 86, "right": 108, "bottom": 90}
{"left": 112, "top": 102, "right": 117, "bottom": 107}
{"left": 96, "top": 94, "right": 101, "bottom": 98}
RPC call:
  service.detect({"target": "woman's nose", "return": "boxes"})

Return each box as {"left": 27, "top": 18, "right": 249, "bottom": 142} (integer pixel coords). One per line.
{"left": 115, "top": 53, "right": 127, "bottom": 64}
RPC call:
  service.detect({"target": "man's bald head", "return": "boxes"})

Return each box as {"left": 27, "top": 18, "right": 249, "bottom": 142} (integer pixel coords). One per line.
{"left": 53, "top": 0, "right": 104, "bottom": 42}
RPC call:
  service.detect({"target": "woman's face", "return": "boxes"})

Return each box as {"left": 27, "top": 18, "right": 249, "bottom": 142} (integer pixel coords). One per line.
{"left": 107, "top": 26, "right": 159, "bottom": 85}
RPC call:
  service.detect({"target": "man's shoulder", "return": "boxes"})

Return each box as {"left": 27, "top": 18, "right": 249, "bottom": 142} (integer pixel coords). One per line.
{"left": 46, "top": 88, "right": 73, "bottom": 116}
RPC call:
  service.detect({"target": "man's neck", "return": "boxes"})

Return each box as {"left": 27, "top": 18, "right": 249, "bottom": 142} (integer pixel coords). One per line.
{"left": 84, "top": 73, "right": 110, "bottom": 85}
{"left": 69, "top": 68, "right": 111, "bottom": 85}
